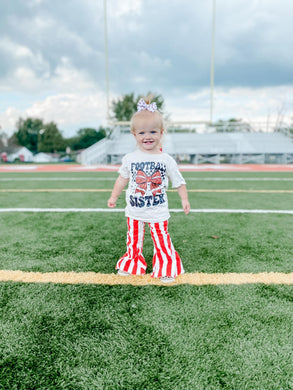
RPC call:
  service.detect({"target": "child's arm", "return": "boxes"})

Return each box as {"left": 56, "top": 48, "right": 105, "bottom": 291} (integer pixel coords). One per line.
{"left": 177, "top": 184, "right": 190, "bottom": 215}
{"left": 107, "top": 175, "right": 129, "bottom": 208}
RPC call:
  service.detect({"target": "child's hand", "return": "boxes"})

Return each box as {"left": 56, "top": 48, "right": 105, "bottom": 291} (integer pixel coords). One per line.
{"left": 182, "top": 199, "right": 190, "bottom": 215}
{"left": 177, "top": 185, "right": 190, "bottom": 215}
{"left": 107, "top": 197, "right": 117, "bottom": 208}
{"left": 107, "top": 176, "right": 128, "bottom": 208}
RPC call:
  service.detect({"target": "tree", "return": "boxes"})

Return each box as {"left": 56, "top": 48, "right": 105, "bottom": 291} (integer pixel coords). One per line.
{"left": 15, "top": 118, "right": 44, "bottom": 152}
{"left": 38, "top": 122, "right": 65, "bottom": 153}
{"left": 66, "top": 127, "right": 106, "bottom": 150}
{"left": 14, "top": 117, "right": 66, "bottom": 152}
{"left": 0, "top": 130, "right": 9, "bottom": 149}
{"left": 14, "top": 117, "right": 108, "bottom": 153}
{"left": 111, "top": 92, "right": 165, "bottom": 121}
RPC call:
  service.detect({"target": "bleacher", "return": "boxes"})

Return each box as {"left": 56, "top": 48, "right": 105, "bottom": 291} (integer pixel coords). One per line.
{"left": 80, "top": 129, "right": 293, "bottom": 165}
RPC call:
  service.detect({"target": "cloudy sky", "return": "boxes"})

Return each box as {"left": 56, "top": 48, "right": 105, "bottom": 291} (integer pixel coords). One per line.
{"left": 1, "top": 0, "right": 293, "bottom": 137}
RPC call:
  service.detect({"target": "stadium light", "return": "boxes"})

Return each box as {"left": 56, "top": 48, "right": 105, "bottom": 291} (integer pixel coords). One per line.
{"left": 210, "top": 0, "right": 216, "bottom": 124}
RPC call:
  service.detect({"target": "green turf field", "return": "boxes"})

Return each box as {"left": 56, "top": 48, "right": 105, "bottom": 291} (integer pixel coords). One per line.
{"left": 0, "top": 170, "right": 293, "bottom": 389}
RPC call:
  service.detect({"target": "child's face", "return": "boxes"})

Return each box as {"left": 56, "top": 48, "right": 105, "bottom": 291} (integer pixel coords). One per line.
{"left": 133, "top": 117, "right": 163, "bottom": 153}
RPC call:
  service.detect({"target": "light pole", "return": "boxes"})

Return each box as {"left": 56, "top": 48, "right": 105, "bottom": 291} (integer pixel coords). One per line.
{"left": 103, "top": 0, "right": 110, "bottom": 124}
{"left": 28, "top": 128, "right": 45, "bottom": 153}
{"left": 210, "top": 0, "right": 216, "bottom": 124}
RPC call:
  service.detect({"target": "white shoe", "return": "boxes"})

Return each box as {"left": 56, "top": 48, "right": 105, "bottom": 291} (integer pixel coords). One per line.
{"left": 117, "top": 269, "right": 131, "bottom": 276}
{"left": 160, "top": 276, "right": 175, "bottom": 283}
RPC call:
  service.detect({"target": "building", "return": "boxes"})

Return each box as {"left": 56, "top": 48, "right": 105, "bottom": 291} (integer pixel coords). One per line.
{"left": 7, "top": 146, "right": 34, "bottom": 163}
{"left": 33, "top": 153, "right": 60, "bottom": 163}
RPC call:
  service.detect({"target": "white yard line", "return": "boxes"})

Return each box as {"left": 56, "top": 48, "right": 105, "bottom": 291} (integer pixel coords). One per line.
{"left": 1, "top": 177, "right": 293, "bottom": 181}
{"left": 186, "top": 178, "right": 293, "bottom": 181}
{"left": 1, "top": 189, "right": 293, "bottom": 193}
{"left": 0, "top": 177, "right": 116, "bottom": 181}
{"left": 0, "top": 189, "right": 112, "bottom": 192}
{"left": 0, "top": 208, "right": 292, "bottom": 214}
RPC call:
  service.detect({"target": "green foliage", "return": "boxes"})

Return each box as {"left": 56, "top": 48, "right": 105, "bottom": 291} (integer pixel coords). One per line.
{"left": 67, "top": 127, "right": 106, "bottom": 150}
{"left": 14, "top": 118, "right": 65, "bottom": 153}
{"left": 15, "top": 117, "right": 44, "bottom": 152}
{"left": 38, "top": 122, "right": 65, "bottom": 153}
{"left": 111, "top": 92, "right": 165, "bottom": 121}
{"left": 13, "top": 118, "right": 107, "bottom": 153}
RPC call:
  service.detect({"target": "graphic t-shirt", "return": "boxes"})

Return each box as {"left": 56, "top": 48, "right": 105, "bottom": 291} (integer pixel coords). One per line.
{"left": 119, "top": 150, "right": 186, "bottom": 223}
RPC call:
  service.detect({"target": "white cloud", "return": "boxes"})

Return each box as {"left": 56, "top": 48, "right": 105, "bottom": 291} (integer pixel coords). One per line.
{"left": 26, "top": 93, "right": 106, "bottom": 128}
{"left": 109, "top": 0, "right": 142, "bottom": 17}
{"left": 137, "top": 51, "right": 171, "bottom": 69}
{"left": 0, "top": 56, "right": 96, "bottom": 95}
{"left": 1, "top": 0, "right": 293, "bottom": 137}
{"left": 173, "top": 86, "right": 293, "bottom": 131}
{"left": 0, "top": 93, "right": 107, "bottom": 137}
{"left": 52, "top": 57, "right": 95, "bottom": 92}
{"left": 0, "top": 37, "right": 34, "bottom": 59}
{"left": 0, "top": 107, "right": 21, "bottom": 133}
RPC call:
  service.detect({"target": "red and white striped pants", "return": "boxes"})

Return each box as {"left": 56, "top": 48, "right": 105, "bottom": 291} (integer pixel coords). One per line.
{"left": 116, "top": 217, "right": 184, "bottom": 278}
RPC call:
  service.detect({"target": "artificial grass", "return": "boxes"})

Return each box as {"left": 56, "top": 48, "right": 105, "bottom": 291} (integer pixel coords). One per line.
{"left": 1, "top": 176, "right": 293, "bottom": 190}
{"left": 0, "top": 283, "right": 292, "bottom": 390}
{"left": 0, "top": 171, "right": 293, "bottom": 389}
{"left": 0, "top": 212, "right": 292, "bottom": 274}
{"left": 0, "top": 171, "right": 293, "bottom": 190}
{"left": 1, "top": 171, "right": 293, "bottom": 210}
{"left": 0, "top": 191, "right": 293, "bottom": 210}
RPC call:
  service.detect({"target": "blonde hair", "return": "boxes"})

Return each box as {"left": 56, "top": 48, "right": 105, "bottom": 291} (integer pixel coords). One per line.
{"left": 130, "top": 94, "right": 164, "bottom": 135}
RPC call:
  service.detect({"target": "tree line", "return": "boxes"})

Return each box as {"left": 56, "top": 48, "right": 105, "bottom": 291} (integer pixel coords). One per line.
{"left": 7, "top": 118, "right": 107, "bottom": 154}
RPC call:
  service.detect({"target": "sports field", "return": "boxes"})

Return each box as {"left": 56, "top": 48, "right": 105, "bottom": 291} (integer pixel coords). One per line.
{"left": 0, "top": 167, "right": 293, "bottom": 389}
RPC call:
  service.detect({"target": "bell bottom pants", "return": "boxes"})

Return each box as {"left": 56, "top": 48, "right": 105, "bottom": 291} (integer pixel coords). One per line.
{"left": 116, "top": 217, "right": 185, "bottom": 278}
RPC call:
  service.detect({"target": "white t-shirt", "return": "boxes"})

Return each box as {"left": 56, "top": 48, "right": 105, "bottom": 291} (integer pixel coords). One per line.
{"left": 119, "top": 150, "right": 186, "bottom": 223}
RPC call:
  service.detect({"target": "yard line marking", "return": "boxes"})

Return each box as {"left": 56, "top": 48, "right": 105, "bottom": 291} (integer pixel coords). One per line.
{"left": 1, "top": 177, "right": 293, "bottom": 182}
{"left": 0, "top": 270, "right": 292, "bottom": 286}
{"left": 171, "top": 189, "right": 293, "bottom": 193}
{"left": 0, "top": 208, "right": 292, "bottom": 214}
{"left": 0, "top": 189, "right": 112, "bottom": 192}
{"left": 186, "top": 178, "right": 293, "bottom": 181}
{"left": 0, "top": 177, "right": 116, "bottom": 181}
{"left": 1, "top": 189, "right": 293, "bottom": 193}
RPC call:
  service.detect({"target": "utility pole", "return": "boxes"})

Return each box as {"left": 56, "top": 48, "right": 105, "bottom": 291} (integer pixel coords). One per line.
{"left": 103, "top": 0, "right": 110, "bottom": 124}
{"left": 210, "top": 0, "right": 216, "bottom": 124}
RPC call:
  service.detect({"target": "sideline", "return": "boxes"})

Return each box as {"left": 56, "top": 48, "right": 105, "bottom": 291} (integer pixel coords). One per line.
{"left": 0, "top": 270, "right": 292, "bottom": 286}
{"left": 1, "top": 164, "right": 293, "bottom": 172}
{"left": 0, "top": 208, "right": 293, "bottom": 214}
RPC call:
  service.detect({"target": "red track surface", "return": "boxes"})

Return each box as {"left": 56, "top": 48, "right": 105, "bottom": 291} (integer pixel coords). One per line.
{"left": 1, "top": 164, "right": 293, "bottom": 172}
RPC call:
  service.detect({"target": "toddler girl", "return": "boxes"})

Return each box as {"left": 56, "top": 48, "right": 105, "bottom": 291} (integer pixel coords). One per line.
{"left": 107, "top": 97, "right": 190, "bottom": 282}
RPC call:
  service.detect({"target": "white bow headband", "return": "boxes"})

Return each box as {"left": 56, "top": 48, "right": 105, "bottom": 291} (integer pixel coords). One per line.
{"left": 137, "top": 98, "right": 157, "bottom": 113}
